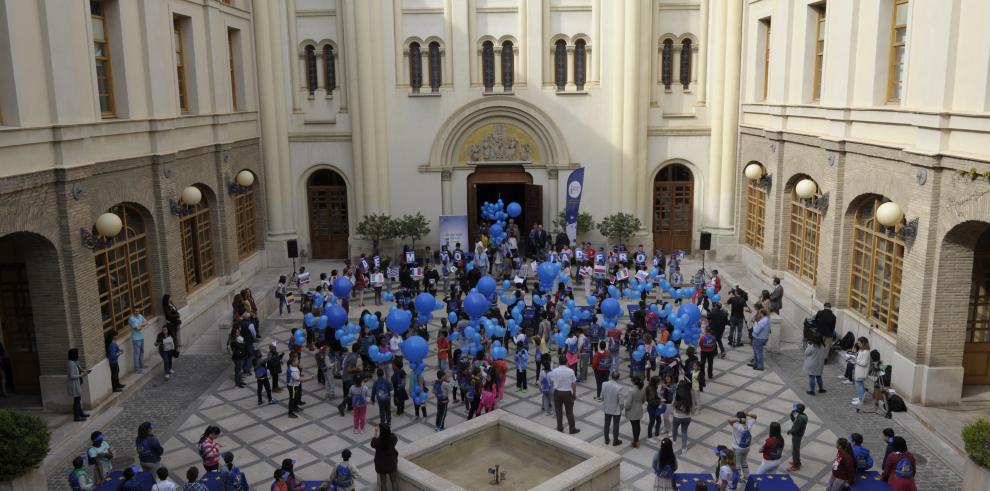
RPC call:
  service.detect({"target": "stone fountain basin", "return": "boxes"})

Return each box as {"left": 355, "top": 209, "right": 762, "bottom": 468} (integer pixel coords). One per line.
{"left": 396, "top": 409, "right": 621, "bottom": 491}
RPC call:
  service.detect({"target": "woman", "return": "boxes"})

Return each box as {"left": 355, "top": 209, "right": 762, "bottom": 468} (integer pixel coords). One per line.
{"left": 371, "top": 267, "right": 385, "bottom": 306}
{"left": 280, "top": 458, "right": 306, "bottom": 491}
{"left": 802, "top": 334, "right": 827, "bottom": 395}
{"left": 852, "top": 337, "right": 871, "bottom": 407}
{"left": 591, "top": 341, "right": 611, "bottom": 400}
{"left": 881, "top": 436, "right": 917, "bottom": 491}
{"left": 652, "top": 437, "right": 678, "bottom": 490}
{"left": 67, "top": 349, "right": 90, "bottom": 421}
{"left": 715, "top": 446, "right": 740, "bottom": 491}
{"left": 827, "top": 437, "right": 856, "bottom": 491}
{"left": 276, "top": 276, "right": 290, "bottom": 315}
{"left": 162, "top": 294, "right": 181, "bottom": 345}
{"left": 646, "top": 376, "right": 662, "bottom": 442}
{"left": 671, "top": 379, "right": 693, "bottom": 454}
{"left": 136, "top": 421, "right": 164, "bottom": 474}
{"left": 371, "top": 423, "right": 399, "bottom": 491}
{"left": 197, "top": 426, "right": 222, "bottom": 472}
{"left": 625, "top": 376, "right": 646, "bottom": 447}
{"left": 756, "top": 422, "right": 785, "bottom": 474}
{"left": 154, "top": 325, "right": 176, "bottom": 380}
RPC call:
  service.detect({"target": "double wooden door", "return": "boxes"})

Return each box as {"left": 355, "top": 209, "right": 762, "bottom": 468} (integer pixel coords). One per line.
{"left": 653, "top": 181, "right": 694, "bottom": 254}
{"left": 307, "top": 181, "right": 349, "bottom": 259}
{"left": 0, "top": 264, "right": 40, "bottom": 394}
{"left": 964, "top": 232, "right": 990, "bottom": 385}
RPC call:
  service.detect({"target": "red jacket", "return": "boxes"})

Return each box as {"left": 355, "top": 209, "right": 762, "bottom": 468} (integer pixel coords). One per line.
{"left": 831, "top": 451, "right": 856, "bottom": 483}
{"left": 198, "top": 437, "right": 221, "bottom": 468}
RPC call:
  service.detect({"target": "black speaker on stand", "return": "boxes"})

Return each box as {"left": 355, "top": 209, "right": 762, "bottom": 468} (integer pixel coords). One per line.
{"left": 287, "top": 239, "right": 299, "bottom": 278}
{"left": 699, "top": 232, "right": 712, "bottom": 273}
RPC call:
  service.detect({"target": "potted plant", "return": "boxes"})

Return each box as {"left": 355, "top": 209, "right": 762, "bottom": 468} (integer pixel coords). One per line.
{"left": 395, "top": 212, "right": 431, "bottom": 252}
{"left": 356, "top": 214, "right": 397, "bottom": 253}
{"left": 0, "top": 409, "right": 50, "bottom": 491}
{"left": 963, "top": 417, "right": 990, "bottom": 491}
{"left": 597, "top": 212, "right": 641, "bottom": 246}
{"left": 552, "top": 211, "right": 595, "bottom": 240}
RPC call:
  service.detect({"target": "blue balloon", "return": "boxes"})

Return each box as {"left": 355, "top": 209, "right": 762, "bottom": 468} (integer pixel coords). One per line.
{"left": 601, "top": 298, "right": 621, "bottom": 318}
{"left": 401, "top": 335, "right": 429, "bottom": 363}
{"left": 477, "top": 276, "right": 497, "bottom": 297}
{"left": 382, "top": 291, "right": 394, "bottom": 302}
{"left": 304, "top": 313, "right": 315, "bottom": 327}
{"left": 326, "top": 304, "right": 348, "bottom": 328}
{"left": 464, "top": 292, "right": 489, "bottom": 319}
{"left": 386, "top": 309, "right": 412, "bottom": 335}
{"left": 711, "top": 294, "right": 722, "bottom": 303}
{"left": 507, "top": 202, "right": 522, "bottom": 218}
{"left": 503, "top": 280, "right": 511, "bottom": 290}
{"left": 447, "top": 312, "right": 458, "bottom": 325}
{"left": 332, "top": 277, "right": 353, "bottom": 298}
{"left": 586, "top": 295, "right": 598, "bottom": 306}
{"left": 415, "top": 292, "right": 436, "bottom": 315}
{"left": 633, "top": 349, "right": 645, "bottom": 362}
{"left": 313, "top": 295, "right": 324, "bottom": 308}
{"left": 364, "top": 314, "right": 380, "bottom": 330}
{"left": 435, "top": 299, "right": 445, "bottom": 311}
{"left": 318, "top": 315, "right": 329, "bottom": 329}
{"left": 678, "top": 303, "right": 702, "bottom": 325}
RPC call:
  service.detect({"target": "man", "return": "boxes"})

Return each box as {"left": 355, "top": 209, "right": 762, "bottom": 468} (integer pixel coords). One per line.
{"left": 536, "top": 224, "right": 549, "bottom": 257}
{"left": 555, "top": 228, "right": 569, "bottom": 250}
{"left": 768, "top": 277, "right": 783, "bottom": 314}
{"left": 727, "top": 288, "right": 749, "bottom": 347}
{"left": 749, "top": 308, "right": 770, "bottom": 371}
{"left": 708, "top": 302, "right": 729, "bottom": 358}
{"left": 528, "top": 224, "right": 539, "bottom": 259}
{"left": 338, "top": 346, "right": 361, "bottom": 416}
{"left": 814, "top": 302, "right": 837, "bottom": 358}
{"left": 600, "top": 371, "right": 625, "bottom": 446}
{"left": 106, "top": 334, "right": 126, "bottom": 393}
{"left": 549, "top": 355, "right": 580, "bottom": 434}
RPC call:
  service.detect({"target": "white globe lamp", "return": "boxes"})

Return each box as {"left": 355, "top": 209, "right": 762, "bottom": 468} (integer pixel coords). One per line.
{"left": 180, "top": 186, "right": 202, "bottom": 206}
{"left": 94, "top": 212, "right": 123, "bottom": 238}
{"left": 795, "top": 179, "right": 817, "bottom": 199}
{"left": 744, "top": 163, "right": 764, "bottom": 181}
{"left": 875, "top": 202, "right": 904, "bottom": 227}
{"left": 235, "top": 170, "right": 255, "bottom": 187}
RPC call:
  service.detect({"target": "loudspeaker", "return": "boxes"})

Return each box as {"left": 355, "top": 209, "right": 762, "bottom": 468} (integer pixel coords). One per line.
{"left": 287, "top": 239, "right": 299, "bottom": 259}
{"left": 700, "top": 232, "right": 712, "bottom": 251}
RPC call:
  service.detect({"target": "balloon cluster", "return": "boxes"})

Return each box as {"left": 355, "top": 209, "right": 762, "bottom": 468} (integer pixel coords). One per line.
{"left": 368, "top": 345, "right": 393, "bottom": 364}
{"left": 386, "top": 309, "right": 413, "bottom": 335}
{"left": 401, "top": 335, "right": 429, "bottom": 374}
{"left": 411, "top": 384, "right": 429, "bottom": 405}
{"left": 622, "top": 277, "right": 655, "bottom": 299}
{"left": 537, "top": 261, "right": 563, "bottom": 292}
{"left": 382, "top": 291, "right": 395, "bottom": 302}
{"left": 667, "top": 303, "right": 704, "bottom": 346}
{"left": 414, "top": 292, "right": 444, "bottom": 325}
{"left": 491, "top": 340, "right": 508, "bottom": 360}
{"left": 480, "top": 200, "right": 522, "bottom": 247}
{"left": 600, "top": 297, "right": 622, "bottom": 328}
{"left": 463, "top": 292, "right": 489, "bottom": 319}
{"left": 335, "top": 322, "right": 360, "bottom": 346}
{"left": 362, "top": 313, "right": 380, "bottom": 331}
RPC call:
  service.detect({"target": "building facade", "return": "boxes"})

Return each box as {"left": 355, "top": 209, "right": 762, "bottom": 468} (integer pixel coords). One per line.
{"left": 735, "top": 0, "right": 990, "bottom": 404}
{"left": 0, "top": 0, "right": 268, "bottom": 411}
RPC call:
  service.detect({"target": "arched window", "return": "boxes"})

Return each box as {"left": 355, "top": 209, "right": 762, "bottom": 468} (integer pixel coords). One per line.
{"left": 304, "top": 45, "right": 317, "bottom": 95}
{"left": 428, "top": 42, "right": 442, "bottom": 92}
{"left": 849, "top": 197, "right": 904, "bottom": 332}
{"left": 554, "top": 40, "right": 567, "bottom": 91}
{"left": 787, "top": 182, "right": 822, "bottom": 284}
{"left": 661, "top": 39, "right": 673, "bottom": 90}
{"left": 574, "top": 39, "right": 587, "bottom": 90}
{"left": 95, "top": 204, "right": 153, "bottom": 337}
{"left": 744, "top": 176, "right": 767, "bottom": 250}
{"left": 235, "top": 185, "right": 258, "bottom": 259}
{"left": 408, "top": 42, "right": 423, "bottom": 93}
{"left": 482, "top": 41, "right": 495, "bottom": 92}
{"left": 179, "top": 190, "right": 216, "bottom": 291}
{"left": 501, "top": 41, "right": 514, "bottom": 91}
{"left": 680, "top": 38, "right": 693, "bottom": 89}
{"left": 324, "top": 45, "right": 336, "bottom": 93}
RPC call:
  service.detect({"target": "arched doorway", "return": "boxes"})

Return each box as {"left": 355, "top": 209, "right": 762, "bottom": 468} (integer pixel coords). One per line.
{"left": 653, "top": 164, "right": 694, "bottom": 253}
{"left": 467, "top": 166, "right": 540, "bottom": 253}
{"left": 307, "top": 169, "right": 349, "bottom": 259}
{"left": 965, "top": 227, "right": 990, "bottom": 385}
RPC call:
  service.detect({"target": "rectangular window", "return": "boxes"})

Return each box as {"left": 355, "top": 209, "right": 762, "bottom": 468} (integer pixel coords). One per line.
{"left": 91, "top": 0, "right": 115, "bottom": 117}
{"left": 887, "top": 0, "right": 908, "bottom": 102}
{"left": 235, "top": 190, "right": 258, "bottom": 259}
{"left": 812, "top": 3, "right": 826, "bottom": 101}
{"left": 761, "top": 17, "right": 772, "bottom": 100}
{"left": 227, "top": 28, "right": 238, "bottom": 111}
{"left": 744, "top": 181, "right": 766, "bottom": 250}
{"left": 787, "top": 200, "right": 822, "bottom": 284}
{"left": 174, "top": 17, "right": 189, "bottom": 113}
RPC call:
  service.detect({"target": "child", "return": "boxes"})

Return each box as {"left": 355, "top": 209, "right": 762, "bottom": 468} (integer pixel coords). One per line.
{"left": 434, "top": 370, "right": 452, "bottom": 431}
{"left": 218, "top": 452, "right": 247, "bottom": 491}
{"left": 120, "top": 466, "right": 142, "bottom": 491}
{"left": 272, "top": 470, "right": 290, "bottom": 491}
{"left": 437, "top": 331, "right": 451, "bottom": 372}
{"left": 480, "top": 379, "right": 497, "bottom": 414}
{"left": 756, "top": 422, "right": 785, "bottom": 474}
{"left": 514, "top": 346, "right": 529, "bottom": 392}
{"left": 851, "top": 433, "right": 874, "bottom": 473}
{"left": 325, "top": 347, "right": 339, "bottom": 400}
{"left": 184, "top": 467, "right": 208, "bottom": 491}
{"left": 254, "top": 350, "right": 276, "bottom": 406}
{"left": 267, "top": 341, "right": 285, "bottom": 393}
{"left": 539, "top": 357, "right": 554, "bottom": 416}
{"left": 412, "top": 376, "right": 429, "bottom": 420}
{"left": 153, "top": 466, "right": 178, "bottom": 491}
{"left": 315, "top": 345, "right": 329, "bottom": 386}
{"left": 715, "top": 446, "right": 741, "bottom": 490}
{"left": 87, "top": 431, "right": 113, "bottom": 485}
{"left": 350, "top": 375, "right": 371, "bottom": 433}
{"left": 329, "top": 449, "right": 358, "bottom": 491}
{"left": 371, "top": 368, "right": 393, "bottom": 427}
{"left": 728, "top": 411, "right": 757, "bottom": 480}
{"left": 391, "top": 361, "right": 408, "bottom": 416}
{"left": 68, "top": 456, "right": 94, "bottom": 491}
{"left": 786, "top": 403, "right": 808, "bottom": 472}
{"left": 652, "top": 438, "right": 678, "bottom": 491}
{"left": 493, "top": 354, "right": 508, "bottom": 401}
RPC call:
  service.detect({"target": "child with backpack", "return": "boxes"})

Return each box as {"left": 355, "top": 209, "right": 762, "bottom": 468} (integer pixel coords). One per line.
{"left": 514, "top": 346, "right": 529, "bottom": 392}
{"left": 350, "top": 375, "right": 371, "bottom": 433}
{"left": 851, "top": 433, "right": 874, "bottom": 474}
{"left": 329, "top": 449, "right": 358, "bottom": 491}
{"left": 881, "top": 436, "right": 917, "bottom": 491}
{"left": 391, "top": 361, "right": 408, "bottom": 416}
{"left": 715, "top": 445, "right": 741, "bottom": 490}
{"left": 266, "top": 342, "right": 284, "bottom": 393}
{"left": 652, "top": 437, "right": 678, "bottom": 490}
{"left": 218, "top": 452, "right": 247, "bottom": 491}
{"left": 727, "top": 411, "right": 757, "bottom": 480}
{"left": 254, "top": 350, "right": 276, "bottom": 406}
{"left": 87, "top": 431, "right": 113, "bottom": 485}
{"left": 538, "top": 357, "right": 554, "bottom": 416}
{"left": 67, "top": 456, "right": 94, "bottom": 491}
{"left": 371, "top": 368, "right": 393, "bottom": 427}
{"left": 434, "top": 370, "right": 453, "bottom": 431}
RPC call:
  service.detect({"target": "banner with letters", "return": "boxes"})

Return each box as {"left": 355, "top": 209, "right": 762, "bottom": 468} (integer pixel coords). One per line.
{"left": 564, "top": 168, "right": 585, "bottom": 246}
{"left": 439, "top": 215, "right": 469, "bottom": 250}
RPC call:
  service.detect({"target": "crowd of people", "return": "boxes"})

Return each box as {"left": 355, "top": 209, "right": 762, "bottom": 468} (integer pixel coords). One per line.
{"left": 65, "top": 227, "right": 920, "bottom": 490}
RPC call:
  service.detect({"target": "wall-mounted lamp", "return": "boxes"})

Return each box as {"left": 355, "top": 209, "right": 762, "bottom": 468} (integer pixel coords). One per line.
{"left": 744, "top": 163, "right": 772, "bottom": 191}
{"left": 876, "top": 201, "right": 918, "bottom": 243}
{"left": 81, "top": 212, "right": 123, "bottom": 249}
{"left": 795, "top": 178, "right": 829, "bottom": 214}
{"left": 228, "top": 170, "right": 255, "bottom": 195}
{"left": 170, "top": 186, "right": 203, "bottom": 216}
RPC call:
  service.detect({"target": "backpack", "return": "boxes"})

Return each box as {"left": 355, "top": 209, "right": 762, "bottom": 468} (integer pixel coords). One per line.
{"left": 893, "top": 454, "right": 914, "bottom": 479}
{"left": 254, "top": 364, "right": 268, "bottom": 378}
{"left": 838, "top": 331, "right": 855, "bottom": 350}
{"left": 136, "top": 437, "right": 157, "bottom": 462}
{"left": 220, "top": 466, "right": 245, "bottom": 491}
{"left": 700, "top": 334, "right": 716, "bottom": 351}
{"left": 596, "top": 354, "right": 612, "bottom": 372}
{"left": 887, "top": 393, "right": 907, "bottom": 412}
{"left": 332, "top": 463, "right": 353, "bottom": 488}
{"left": 540, "top": 374, "right": 551, "bottom": 394}
{"left": 68, "top": 470, "right": 83, "bottom": 491}
{"left": 737, "top": 426, "right": 752, "bottom": 448}
{"left": 658, "top": 464, "right": 674, "bottom": 478}
{"left": 375, "top": 380, "right": 391, "bottom": 401}
{"left": 352, "top": 390, "right": 367, "bottom": 407}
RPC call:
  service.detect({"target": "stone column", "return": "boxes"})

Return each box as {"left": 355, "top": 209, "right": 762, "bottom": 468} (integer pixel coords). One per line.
{"left": 548, "top": 169, "right": 559, "bottom": 226}
{"left": 619, "top": 0, "right": 641, "bottom": 214}
{"left": 350, "top": 0, "right": 380, "bottom": 215}
{"left": 441, "top": 170, "right": 452, "bottom": 215}
{"left": 341, "top": 1, "right": 366, "bottom": 217}
{"left": 286, "top": 0, "right": 301, "bottom": 113}
{"left": 371, "top": 0, "right": 391, "bottom": 212}
{"left": 717, "top": 0, "right": 743, "bottom": 229}
{"left": 704, "top": 0, "right": 727, "bottom": 229}
{"left": 608, "top": 0, "right": 625, "bottom": 212}
{"left": 250, "top": 0, "right": 286, "bottom": 238}
{"left": 696, "top": 0, "right": 709, "bottom": 106}
{"left": 267, "top": 0, "right": 296, "bottom": 236}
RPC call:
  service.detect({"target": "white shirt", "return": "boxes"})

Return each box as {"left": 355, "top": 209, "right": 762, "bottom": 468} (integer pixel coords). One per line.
{"left": 288, "top": 366, "right": 301, "bottom": 387}
{"left": 390, "top": 336, "right": 403, "bottom": 352}
{"left": 548, "top": 365, "right": 577, "bottom": 393}
{"left": 151, "top": 480, "right": 178, "bottom": 491}
{"left": 731, "top": 418, "right": 757, "bottom": 448}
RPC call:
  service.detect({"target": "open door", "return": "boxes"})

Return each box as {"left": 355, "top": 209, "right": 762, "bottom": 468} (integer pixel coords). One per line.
{"left": 0, "top": 264, "right": 40, "bottom": 394}
{"left": 524, "top": 183, "right": 543, "bottom": 232}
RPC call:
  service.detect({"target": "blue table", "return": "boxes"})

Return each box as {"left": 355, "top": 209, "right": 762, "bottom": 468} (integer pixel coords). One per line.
{"left": 851, "top": 471, "right": 892, "bottom": 490}
{"left": 672, "top": 473, "right": 718, "bottom": 490}
{"left": 93, "top": 471, "right": 155, "bottom": 491}
{"left": 199, "top": 472, "right": 329, "bottom": 491}
{"left": 744, "top": 473, "right": 799, "bottom": 490}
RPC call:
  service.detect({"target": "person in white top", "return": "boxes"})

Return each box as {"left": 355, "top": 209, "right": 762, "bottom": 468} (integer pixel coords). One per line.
{"left": 727, "top": 411, "right": 758, "bottom": 479}
{"left": 150, "top": 467, "right": 177, "bottom": 491}
{"left": 548, "top": 356, "right": 580, "bottom": 434}
{"left": 851, "top": 337, "right": 871, "bottom": 407}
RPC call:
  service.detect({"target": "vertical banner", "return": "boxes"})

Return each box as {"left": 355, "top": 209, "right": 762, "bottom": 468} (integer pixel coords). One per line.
{"left": 439, "top": 215, "right": 469, "bottom": 249}
{"left": 564, "top": 168, "right": 585, "bottom": 246}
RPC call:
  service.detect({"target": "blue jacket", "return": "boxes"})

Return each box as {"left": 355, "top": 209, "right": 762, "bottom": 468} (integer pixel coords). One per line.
{"left": 752, "top": 316, "right": 770, "bottom": 340}
{"left": 852, "top": 444, "right": 874, "bottom": 472}
{"left": 108, "top": 342, "right": 121, "bottom": 363}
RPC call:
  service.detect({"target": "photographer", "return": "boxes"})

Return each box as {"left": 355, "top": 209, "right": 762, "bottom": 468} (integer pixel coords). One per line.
{"left": 726, "top": 287, "right": 750, "bottom": 347}
{"left": 814, "top": 303, "right": 837, "bottom": 358}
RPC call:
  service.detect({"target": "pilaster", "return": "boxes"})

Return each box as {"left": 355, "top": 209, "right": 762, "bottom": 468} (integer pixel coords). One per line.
{"left": 717, "top": 0, "right": 743, "bottom": 229}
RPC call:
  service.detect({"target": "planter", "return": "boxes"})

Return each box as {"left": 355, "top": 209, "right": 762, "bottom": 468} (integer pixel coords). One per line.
{"left": 0, "top": 467, "right": 47, "bottom": 491}
{"left": 963, "top": 459, "right": 990, "bottom": 491}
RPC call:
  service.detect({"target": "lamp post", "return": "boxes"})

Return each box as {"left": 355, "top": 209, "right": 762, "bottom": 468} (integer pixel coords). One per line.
{"left": 81, "top": 212, "right": 123, "bottom": 249}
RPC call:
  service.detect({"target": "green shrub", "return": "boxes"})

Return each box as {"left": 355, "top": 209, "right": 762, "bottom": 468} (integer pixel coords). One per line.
{"left": 963, "top": 417, "right": 990, "bottom": 468}
{"left": 0, "top": 409, "right": 50, "bottom": 481}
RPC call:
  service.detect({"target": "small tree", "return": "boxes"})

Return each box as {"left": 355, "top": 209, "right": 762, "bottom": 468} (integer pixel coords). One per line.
{"left": 395, "top": 212, "right": 431, "bottom": 250}
{"left": 552, "top": 211, "right": 595, "bottom": 236}
{"left": 963, "top": 417, "right": 990, "bottom": 468}
{"left": 0, "top": 409, "right": 50, "bottom": 481}
{"left": 597, "top": 212, "right": 641, "bottom": 245}
{"left": 356, "top": 214, "right": 397, "bottom": 252}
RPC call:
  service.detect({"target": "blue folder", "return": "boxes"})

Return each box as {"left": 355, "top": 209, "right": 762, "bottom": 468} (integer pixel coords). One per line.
{"left": 744, "top": 473, "right": 799, "bottom": 490}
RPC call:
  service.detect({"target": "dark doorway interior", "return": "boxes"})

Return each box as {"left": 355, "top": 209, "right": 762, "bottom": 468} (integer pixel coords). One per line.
{"left": 475, "top": 183, "right": 526, "bottom": 233}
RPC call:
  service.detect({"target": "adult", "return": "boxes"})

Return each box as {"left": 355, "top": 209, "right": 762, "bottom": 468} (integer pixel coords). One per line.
{"left": 371, "top": 423, "right": 399, "bottom": 491}
{"left": 726, "top": 288, "right": 749, "bottom": 347}
{"left": 129, "top": 311, "right": 147, "bottom": 372}
{"left": 105, "top": 332, "right": 125, "bottom": 393}
{"left": 802, "top": 334, "right": 827, "bottom": 395}
{"left": 154, "top": 325, "right": 176, "bottom": 381}
{"left": 625, "top": 376, "right": 647, "bottom": 448}
{"left": 852, "top": 337, "right": 871, "bottom": 407}
{"left": 162, "top": 294, "right": 182, "bottom": 345}
{"left": 756, "top": 422, "right": 785, "bottom": 474}
{"left": 749, "top": 308, "right": 770, "bottom": 371}
{"left": 136, "top": 421, "right": 165, "bottom": 474}
{"left": 276, "top": 275, "right": 291, "bottom": 315}
{"left": 768, "top": 277, "right": 783, "bottom": 314}
{"left": 881, "top": 436, "right": 917, "bottom": 491}
{"left": 814, "top": 302, "right": 837, "bottom": 359}
{"left": 708, "top": 302, "right": 729, "bottom": 358}
{"left": 67, "top": 348, "right": 90, "bottom": 421}
{"left": 549, "top": 355, "right": 580, "bottom": 434}
{"left": 600, "top": 370, "right": 625, "bottom": 446}
{"left": 670, "top": 381, "right": 693, "bottom": 455}
{"left": 591, "top": 341, "right": 612, "bottom": 400}
{"left": 827, "top": 438, "right": 856, "bottom": 491}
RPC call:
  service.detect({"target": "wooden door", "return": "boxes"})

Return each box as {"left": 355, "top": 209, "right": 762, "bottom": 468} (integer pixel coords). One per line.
{"left": 964, "top": 233, "right": 990, "bottom": 385}
{"left": 0, "top": 264, "right": 40, "bottom": 394}
{"left": 307, "top": 172, "right": 349, "bottom": 259}
{"left": 653, "top": 181, "right": 694, "bottom": 253}
{"left": 524, "top": 183, "right": 543, "bottom": 232}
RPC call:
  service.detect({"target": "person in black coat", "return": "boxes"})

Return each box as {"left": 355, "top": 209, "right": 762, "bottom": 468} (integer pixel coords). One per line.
{"left": 814, "top": 302, "right": 837, "bottom": 359}
{"left": 707, "top": 302, "right": 729, "bottom": 358}
{"left": 371, "top": 423, "right": 399, "bottom": 490}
